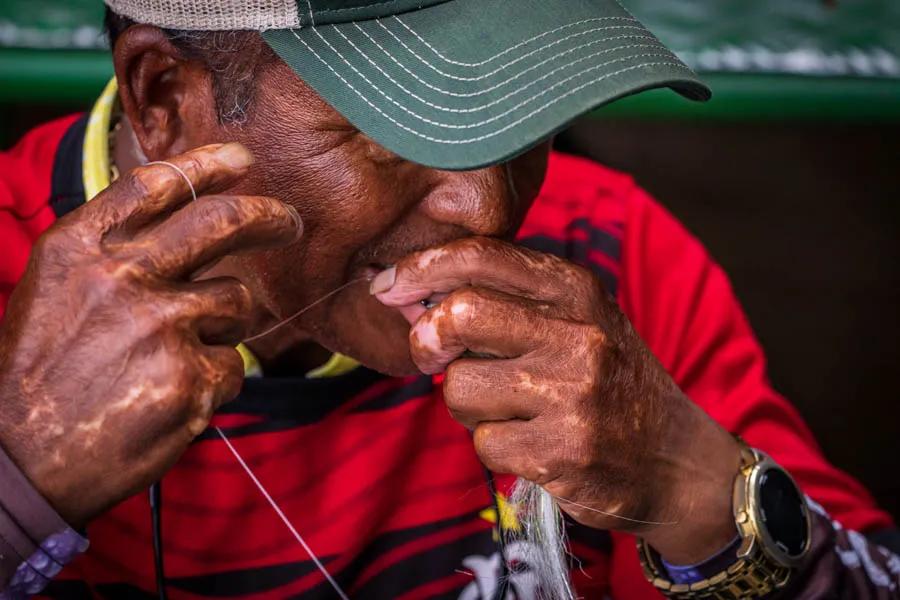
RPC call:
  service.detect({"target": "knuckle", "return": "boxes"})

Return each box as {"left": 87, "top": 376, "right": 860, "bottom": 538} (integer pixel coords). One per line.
{"left": 451, "top": 237, "right": 494, "bottom": 265}
{"left": 179, "top": 154, "right": 207, "bottom": 182}
{"left": 473, "top": 425, "right": 502, "bottom": 465}
{"left": 205, "top": 350, "right": 245, "bottom": 404}
{"left": 121, "top": 169, "right": 153, "bottom": 199}
{"left": 442, "top": 362, "right": 467, "bottom": 409}
{"left": 80, "top": 260, "right": 132, "bottom": 302}
{"left": 453, "top": 236, "right": 494, "bottom": 254}
{"left": 233, "top": 282, "right": 254, "bottom": 313}
{"left": 445, "top": 287, "right": 483, "bottom": 323}
{"left": 198, "top": 196, "right": 246, "bottom": 231}
{"left": 220, "top": 279, "right": 254, "bottom": 314}
{"left": 407, "top": 327, "right": 432, "bottom": 371}
{"left": 31, "top": 228, "right": 75, "bottom": 266}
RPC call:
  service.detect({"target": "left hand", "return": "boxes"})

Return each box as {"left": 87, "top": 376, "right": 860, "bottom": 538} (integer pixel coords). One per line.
{"left": 372, "top": 237, "right": 742, "bottom": 564}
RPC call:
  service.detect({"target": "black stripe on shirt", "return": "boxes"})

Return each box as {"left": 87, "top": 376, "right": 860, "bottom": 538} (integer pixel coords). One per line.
{"left": 519, "top": 234, "right": 619, "bottom": 296}
{"left": 49, "top": 114, "right": 88, "bottom": 218}
{"left": 159, "top": 510, "right": 487, "bottom": 598}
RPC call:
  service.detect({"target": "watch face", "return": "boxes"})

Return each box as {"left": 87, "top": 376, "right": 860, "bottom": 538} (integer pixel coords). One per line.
{"left": 758, "top": 468, "right": 808, "bottom": 558}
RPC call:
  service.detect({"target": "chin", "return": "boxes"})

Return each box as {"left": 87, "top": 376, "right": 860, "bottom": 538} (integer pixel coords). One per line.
{"left": 345, "top": 334, "right": 422, "bottom": 378}
{"left": 324, "top": 290, "right": 425, "bottom": 378}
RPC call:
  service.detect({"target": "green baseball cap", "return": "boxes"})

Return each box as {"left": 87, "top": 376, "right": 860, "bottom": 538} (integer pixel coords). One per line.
{"left": 107, "top": 0, "right": 710, "bottom": 170}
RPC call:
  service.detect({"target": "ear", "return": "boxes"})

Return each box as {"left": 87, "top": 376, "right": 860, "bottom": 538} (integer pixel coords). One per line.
{"left": 112, "top": 25, "right": 220, "bottom": 161}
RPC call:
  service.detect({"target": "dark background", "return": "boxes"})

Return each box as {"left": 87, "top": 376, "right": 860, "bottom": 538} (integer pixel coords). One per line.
{"left": 558, "top": 118, "right": 900, "bottom": 519}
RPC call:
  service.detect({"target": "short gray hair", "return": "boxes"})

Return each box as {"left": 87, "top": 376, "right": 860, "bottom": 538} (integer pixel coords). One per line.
{"left": 105, "top": 8, "right": 277, "bottom": 124}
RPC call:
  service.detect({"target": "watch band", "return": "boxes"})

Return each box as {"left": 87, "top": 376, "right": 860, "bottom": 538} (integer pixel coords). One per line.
{"left": 638, "top": 536, "right": 791, "bottom": 599}
{"left": 660, "top": 535, "right": 741, "bottom": 585}
{"left": 637, "top": 438, "right": 808, "bottom": 599}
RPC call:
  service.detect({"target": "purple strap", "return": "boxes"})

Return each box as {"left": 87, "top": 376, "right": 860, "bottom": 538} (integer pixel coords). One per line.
{"left": 661, "top": 535, "right": 742, "bottom": 585}
{"left": 0, "top": 528, "right": 88, "bottom": 600}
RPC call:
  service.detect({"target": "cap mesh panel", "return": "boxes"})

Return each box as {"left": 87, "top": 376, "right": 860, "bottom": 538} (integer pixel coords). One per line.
{"left": 103, "top": 0, "right": 300, "bottom": 30}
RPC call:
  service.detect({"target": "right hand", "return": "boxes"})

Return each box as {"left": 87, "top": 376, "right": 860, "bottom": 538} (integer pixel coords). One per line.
{"left": 0, "top": 143, "right": 301, "bottom": 528}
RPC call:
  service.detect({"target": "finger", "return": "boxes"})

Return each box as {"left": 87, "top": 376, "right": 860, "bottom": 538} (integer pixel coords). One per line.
{"left": 409, "top": 286, "right": 557, "bottom": 375}
{"left": 186, "top": 345, "right": 245, "bottom": 437}
{"left": 82, "top": 143, "right": 254, "bottom": 235}
{"left": 133, "top": 195, "right": 302, "bottom": 279}
{"left": 443, "top": 359, "right": 542, "bottom": 430}
{"left": 372, "top": 237, "right": 601, "bottom": 321}
{"left": 473, "top": 420, "right": 555, "bottom": 483}
{"left": 172, "top": 277, "right": 255, "bottom": 345}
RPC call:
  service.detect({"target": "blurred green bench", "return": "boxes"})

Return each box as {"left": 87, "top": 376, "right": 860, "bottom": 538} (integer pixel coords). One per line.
{"left": 1, "top": 0, "right": 899, "bottom": 121}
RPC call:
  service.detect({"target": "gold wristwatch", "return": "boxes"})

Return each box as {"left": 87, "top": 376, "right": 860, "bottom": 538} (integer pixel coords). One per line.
{"left": 638, "top": 440, "right": 811, "bottom": 599}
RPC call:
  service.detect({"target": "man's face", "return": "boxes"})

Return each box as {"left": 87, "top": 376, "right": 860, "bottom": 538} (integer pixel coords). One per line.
{"left": 163, "top": 57, "right": 551, "bottom": 376}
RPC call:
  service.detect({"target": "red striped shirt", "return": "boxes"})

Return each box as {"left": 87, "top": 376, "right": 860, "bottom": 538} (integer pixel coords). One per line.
{"left": 0, "top": 117, "right": 891, "bottom": 599}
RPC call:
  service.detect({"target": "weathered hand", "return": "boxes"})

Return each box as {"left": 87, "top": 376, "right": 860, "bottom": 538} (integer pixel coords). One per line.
{"left": 373, "top": 237, "right": 742, "bottom": 564}
{"left": 0, "top": 143, "right": 301, "bottom": 528}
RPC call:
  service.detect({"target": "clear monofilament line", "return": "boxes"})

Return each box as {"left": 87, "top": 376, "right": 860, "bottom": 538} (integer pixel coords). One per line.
{"left": 243, "top": 277, "right": 370, "bottom": 344}
{"left": 507, "top": 477, "right": 682, "bottom": 600}
{"left": 508, "top": 479, "right": 576, "bottom": 600}
{"left": 214, "top": 426, "right": 350, "bottom": 600}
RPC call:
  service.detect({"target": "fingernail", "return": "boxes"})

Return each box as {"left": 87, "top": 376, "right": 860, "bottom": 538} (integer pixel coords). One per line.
{"left": 215, "top": 143, "right": 254, "bottom": 169}
{"left": 370, "top": 267, "right": 396, "bottom": 295}
{"left": 284, "top": 204, "right": 304, "bottom": 241}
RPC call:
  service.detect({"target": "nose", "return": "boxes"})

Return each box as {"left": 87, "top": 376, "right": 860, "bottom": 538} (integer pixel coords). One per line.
{"left": 419, "top": 164, "right": 518, "bottom": 237}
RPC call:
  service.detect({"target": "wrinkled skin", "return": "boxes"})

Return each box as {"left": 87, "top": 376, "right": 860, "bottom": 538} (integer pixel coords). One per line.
{"left": 0, "top": 24, "right": 740, "bottom": 563}
{"left": 0, "top": 144, "right": 300, "bottom": 526}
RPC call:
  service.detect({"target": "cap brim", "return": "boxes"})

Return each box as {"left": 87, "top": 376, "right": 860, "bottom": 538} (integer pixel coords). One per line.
{"left": 263, "top": 0, "right": 709, "bottom": 171}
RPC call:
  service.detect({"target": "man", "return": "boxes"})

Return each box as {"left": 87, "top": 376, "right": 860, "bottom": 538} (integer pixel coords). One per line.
{"left": 0, "top": 0, "right": 898, "bottom": 598}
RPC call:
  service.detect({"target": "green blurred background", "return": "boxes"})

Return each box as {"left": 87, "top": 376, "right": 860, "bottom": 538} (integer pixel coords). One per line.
{"left": 1, "top": 2, "right": 899, "bottom": 519}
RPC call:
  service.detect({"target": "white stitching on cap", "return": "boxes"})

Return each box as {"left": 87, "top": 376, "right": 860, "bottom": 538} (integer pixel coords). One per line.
{"left": 315, "top": 25, "right": 673, "bottom": 129}
{"left": 350, "top": 24, "right": 662, "bottom": 100}
{"left": 377, "top": 20, "right": 650, "bottom": 81}
{"left": 305, "top": 0, "right": 315, "bottom": 26}
{"left": 336, "top": 24, "right": 666, "bottom": 111}
{"left": 393, "top": 15, "right": 636, "bottom": 68}
{"left": 290, "top": 27, "right": 691, "bottom": 145}
{"left": 361, "top": 22, "right": 658, "bottom": 85}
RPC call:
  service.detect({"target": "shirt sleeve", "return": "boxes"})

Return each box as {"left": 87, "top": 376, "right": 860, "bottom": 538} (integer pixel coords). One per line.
{"left": 609, "top": 182, "right": 896, "bottom": 597}
{"left": 0, "top": 446, "right": 88, "bottom": 598}
{"left": 775, "top": 498, "right": 900, "bottom": 598}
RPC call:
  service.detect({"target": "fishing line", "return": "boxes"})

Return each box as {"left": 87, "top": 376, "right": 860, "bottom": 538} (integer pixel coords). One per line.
{"left": 146, "top": 161, "right": 197, "bottom": 202}
{"left": 215, "top": 426, "right": 350, "bottom": 600}
{"left": 203, "top": 278, "right": 374, "bottom": 599}
{"left": 243, "top": 277, "right": 371, "bottom": 344}
{"left": 551, "top": 494, "right": 679, "bottom": 526}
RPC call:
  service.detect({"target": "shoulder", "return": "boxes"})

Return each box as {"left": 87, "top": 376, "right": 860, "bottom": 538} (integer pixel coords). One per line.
{"left": 0, "top": 114, "right": 80, "bottom": 213}
{"left": 0, "top": 115, "right": 81, "bottom": 317}
{"left": 517, "top": 151, "right": 640, "bottom": 296}
{"left": 521, "top": 151, "right": 635, "bottom": 233}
